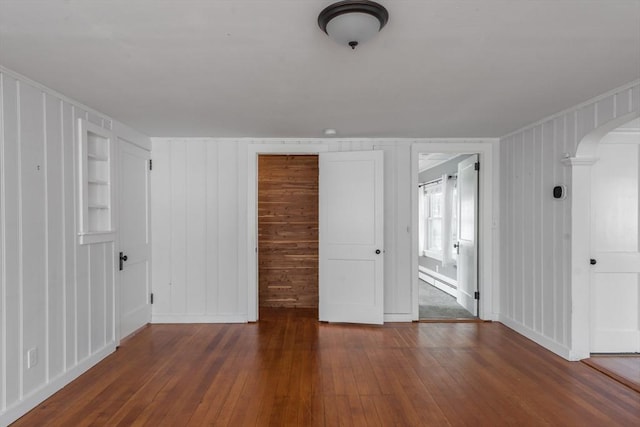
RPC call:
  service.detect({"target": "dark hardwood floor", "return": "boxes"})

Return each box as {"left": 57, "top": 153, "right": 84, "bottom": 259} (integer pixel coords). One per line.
{"left": 13, "top": 309, "right": 640, "bottom": 426}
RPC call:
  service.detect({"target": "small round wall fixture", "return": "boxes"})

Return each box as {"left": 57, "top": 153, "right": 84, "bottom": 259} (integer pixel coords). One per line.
{"left": 318, "top": 1, "right": 389, "bottom": 49}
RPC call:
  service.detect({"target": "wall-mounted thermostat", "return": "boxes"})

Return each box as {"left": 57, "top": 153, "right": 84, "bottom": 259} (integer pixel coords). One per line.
{"left": 553, "top": 185, "right": 567, "bottom": 200}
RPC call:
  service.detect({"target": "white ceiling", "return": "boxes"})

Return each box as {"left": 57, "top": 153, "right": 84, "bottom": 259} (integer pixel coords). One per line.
{"left": 418, "top": 153, "right": 460, "bottom": 172}
{"left": 0, "top": 0, "right": 638, "bottom": 138}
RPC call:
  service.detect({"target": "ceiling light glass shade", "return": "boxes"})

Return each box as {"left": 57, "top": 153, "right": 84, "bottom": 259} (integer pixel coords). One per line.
{"left": 318, "top": 1, "right": 389, "bottom": 49}
{"left": 325, "top": 13, "right": 381, "bottom": 48}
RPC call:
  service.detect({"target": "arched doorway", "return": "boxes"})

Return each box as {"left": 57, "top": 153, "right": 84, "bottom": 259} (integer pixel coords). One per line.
{"left": 568, "top": 112, "right": 640, "bottom": 358}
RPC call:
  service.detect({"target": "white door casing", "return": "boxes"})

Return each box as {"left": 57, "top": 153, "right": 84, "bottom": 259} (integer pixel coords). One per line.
{"left": 590, "top": 132, "right": 640, "bottom": 353}
{"left": 319, "top": 150, "right": 384, "bottom": 324}
{"left": 118, "top": 139, "right": 151, "bottom": 339}
{"left": 456, "top": 154, "right": 479, "bottom": 316}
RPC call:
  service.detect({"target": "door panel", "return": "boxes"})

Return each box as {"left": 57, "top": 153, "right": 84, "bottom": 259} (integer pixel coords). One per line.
{"left": 119, "top": 139, "right": 151, "bottom": 339}
{"left": 591, "top": 140, "right": 640, "bottom": 353}
{"left": 319, "top": 151, "right": 384, "bottom": 324}
{"left": 456, "top": 155, "right": 478, "bottom": 316}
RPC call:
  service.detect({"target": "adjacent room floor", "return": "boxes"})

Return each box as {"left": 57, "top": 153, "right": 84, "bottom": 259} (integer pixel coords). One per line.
{"left": 583, "top": 355, "right": 640, "bottom": 393}
{"left": 418, "top": 279, "right": 475, "bottom": 320}
{"left": 13, "top": 309, "right": 640, "bottom": 426}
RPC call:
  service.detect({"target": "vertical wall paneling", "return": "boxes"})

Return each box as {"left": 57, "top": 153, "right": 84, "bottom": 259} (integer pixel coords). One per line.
{"left": 500, "top": 138, "right": 510, "bottom": 319}
{"left": 541, "top": 121, "right": 555, "bottom": 339}
{"left": 62, "top": 101, "right": 75, "bottom": 370}
{"left": 2, "top": 74, "right": 20, "bottom": 408}
{"left": 394, "top": 144, "right": 413, "bottom": 314}
{"left": 533, "top": 126, "right": 542, "bottom": 333}
{"left": 205, "top": 143, "right": 219, "bottom": 314}
{"left": 89, "top": 244, "right": 105, "bottom": 353}
{"left": 186, "top": 141, "right": 207, "bottom": 314}
{"left": 0, "top": 71, "right": 5, "bottom": 411}
{"left": 522, "top": 129, "right": 534, "bottom": 328}
{"left": 45, "top": 94, "right": 64, "bottom": 380}
{"left": 20, "top": 81, "right": 47, "bottom": 394}
{"left": 217, "top": 142, "right": 239, "bottom": 314}
{"left": 105, "top": 244, "right": 113, "bottom": 344}
{"left": 499, "top": 81, "right": 640, "bottom": 359}
{"left": 236, "top": 141, "right": 248, "bottom": 316}
{"left": 556, "top": 114, "right": 578, "bottom": 343}
{"left": 553, "top": 116, "right": 566, "bottom": 344}
{"left": 169, "top": 142, "right": 187, "bottom": 314}
{"left": 514, "top": 134, "right": 524, "bottom": 324}
{"left": 597, "top": 96, "right": 615, "bottom": 128}
{"left": 0, "top": 67, "right": 138, "bottom": 425}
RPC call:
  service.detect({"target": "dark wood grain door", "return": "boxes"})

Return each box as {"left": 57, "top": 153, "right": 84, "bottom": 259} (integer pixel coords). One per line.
{"left": 258, "top": 155, "right": 318, "bottom": 308}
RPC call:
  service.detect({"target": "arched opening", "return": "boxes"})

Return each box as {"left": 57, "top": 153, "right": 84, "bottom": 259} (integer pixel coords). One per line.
{"left": 568, "top": 112, "right": 640, "bottom": 359}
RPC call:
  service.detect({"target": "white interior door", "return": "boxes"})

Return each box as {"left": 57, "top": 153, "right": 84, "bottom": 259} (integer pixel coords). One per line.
{"left": 118, "top": 139, "right": 151, "bottom": 339}
{"left": 590, "top": 132, "right": 640, "bottom": 353}
{"left": 319, "top": 150, "right": 384, "bottom": 324}
{"left": 456, "top": 154, "right": 478, "bottom": 316}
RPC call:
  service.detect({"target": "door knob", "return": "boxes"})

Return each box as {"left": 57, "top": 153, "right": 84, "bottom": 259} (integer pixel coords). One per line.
{"left": 590, "top": 258, "right": 597, "bottom": 265}
{"left": 375, "top": 249, "right": 381, "bottom": 254}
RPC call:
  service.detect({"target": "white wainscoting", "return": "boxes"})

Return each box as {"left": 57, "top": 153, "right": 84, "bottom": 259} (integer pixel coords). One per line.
{"left": 0, "top": 67, "right": 149, "bottom": 425}
{"left": 499, "top": 81, "right": 640, "bottom": 360}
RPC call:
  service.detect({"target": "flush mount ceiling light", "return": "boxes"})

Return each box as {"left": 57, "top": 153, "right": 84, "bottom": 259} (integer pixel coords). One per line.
{"left": 318, "top": 1, "right": 389, "bottom": 49}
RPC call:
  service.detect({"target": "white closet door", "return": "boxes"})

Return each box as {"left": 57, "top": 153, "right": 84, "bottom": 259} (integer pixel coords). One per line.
{"left": 118, "top": 139, "right": 151, "bottom": 339}
{"left": 319, "top": 151, "right": 384, "bottom": 324}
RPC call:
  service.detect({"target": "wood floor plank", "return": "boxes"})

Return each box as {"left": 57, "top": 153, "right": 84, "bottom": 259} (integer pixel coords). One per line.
{"left": 12, "top": 310, "right": 640, "bottom": 426}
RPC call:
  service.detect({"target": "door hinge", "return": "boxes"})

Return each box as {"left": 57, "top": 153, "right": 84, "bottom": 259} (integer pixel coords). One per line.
{"left": 149, "top": 159, "right": 153, "bottom": 170}
{"left": 150, "top": 293, "right": 154, "bottom": 304}
{"left": 474, "top": 291, "right": 480, "bottom": 300}
{"left": 474, "top": 162, "right": 480, "bottom": 171}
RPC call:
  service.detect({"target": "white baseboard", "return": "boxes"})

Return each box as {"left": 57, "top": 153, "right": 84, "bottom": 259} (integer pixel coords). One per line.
{"left": 419, "top": 266, "right": 458, "bottom": 298}
{"left": 152, "top": 314, "right": 248, "bottom": 323}
{"left": 154, "top": 313, "right": 417, "bottom": 324}
{"left": 0, "top": 343, "right": 117, "bottom": 426}
{"left": 384, "top": 313, "right": 414, "bottom": 322}
{"left": 498, "top": 315, "right": 573, "bottom": 361}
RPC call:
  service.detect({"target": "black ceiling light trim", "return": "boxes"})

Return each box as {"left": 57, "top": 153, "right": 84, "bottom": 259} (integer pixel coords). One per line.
{"left": 318, "top": 1, "right": 389, "bottom": 41}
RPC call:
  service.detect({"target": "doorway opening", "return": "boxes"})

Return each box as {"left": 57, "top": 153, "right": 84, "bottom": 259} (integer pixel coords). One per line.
{"left": 417, "top": 153, "right": 479, "bottom": 320}
{"left": 589, "top": 117, "right": 640, "bottom": 354}
{"left": 257, "top": 155, "right": 319, "bottom": 316}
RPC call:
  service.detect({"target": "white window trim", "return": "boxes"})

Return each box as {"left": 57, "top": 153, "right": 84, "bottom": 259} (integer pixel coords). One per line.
{"left": 423, "top": 182, "right": 443, "bottom": 261}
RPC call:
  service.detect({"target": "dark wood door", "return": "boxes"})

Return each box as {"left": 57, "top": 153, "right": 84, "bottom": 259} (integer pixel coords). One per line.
{"left": 258, "top": 155, "right": 318, "bottom": 308}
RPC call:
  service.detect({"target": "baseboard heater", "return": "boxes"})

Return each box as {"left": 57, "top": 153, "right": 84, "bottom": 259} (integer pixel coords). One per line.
{"left": 418, "top": 266, "right": 458, "bottom": 298}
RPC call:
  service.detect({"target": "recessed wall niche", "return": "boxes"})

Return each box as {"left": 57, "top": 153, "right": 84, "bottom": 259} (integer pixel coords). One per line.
{"left": 78, "top": 118, "right": 115, "bottom": 244}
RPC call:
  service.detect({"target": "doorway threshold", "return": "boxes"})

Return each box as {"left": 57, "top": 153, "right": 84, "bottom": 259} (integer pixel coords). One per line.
{"left": 417, "top": 318, "right": 486, "bottom": 323}
{"left": 582, "top": 355, "right": 640, "bottom": 394}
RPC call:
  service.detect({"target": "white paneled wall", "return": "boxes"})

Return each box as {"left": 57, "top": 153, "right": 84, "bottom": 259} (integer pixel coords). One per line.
{"left": 499, "top": 82, "right": 640, "bottom": 358}
{"left": 152, "top": 140, "right": 244, "bottom": 321}
{"left": 151, "top": 139, "right": 414, "bottom": 321}
{"left": 0, "top": 68, "right": 142, "bottom": 425}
